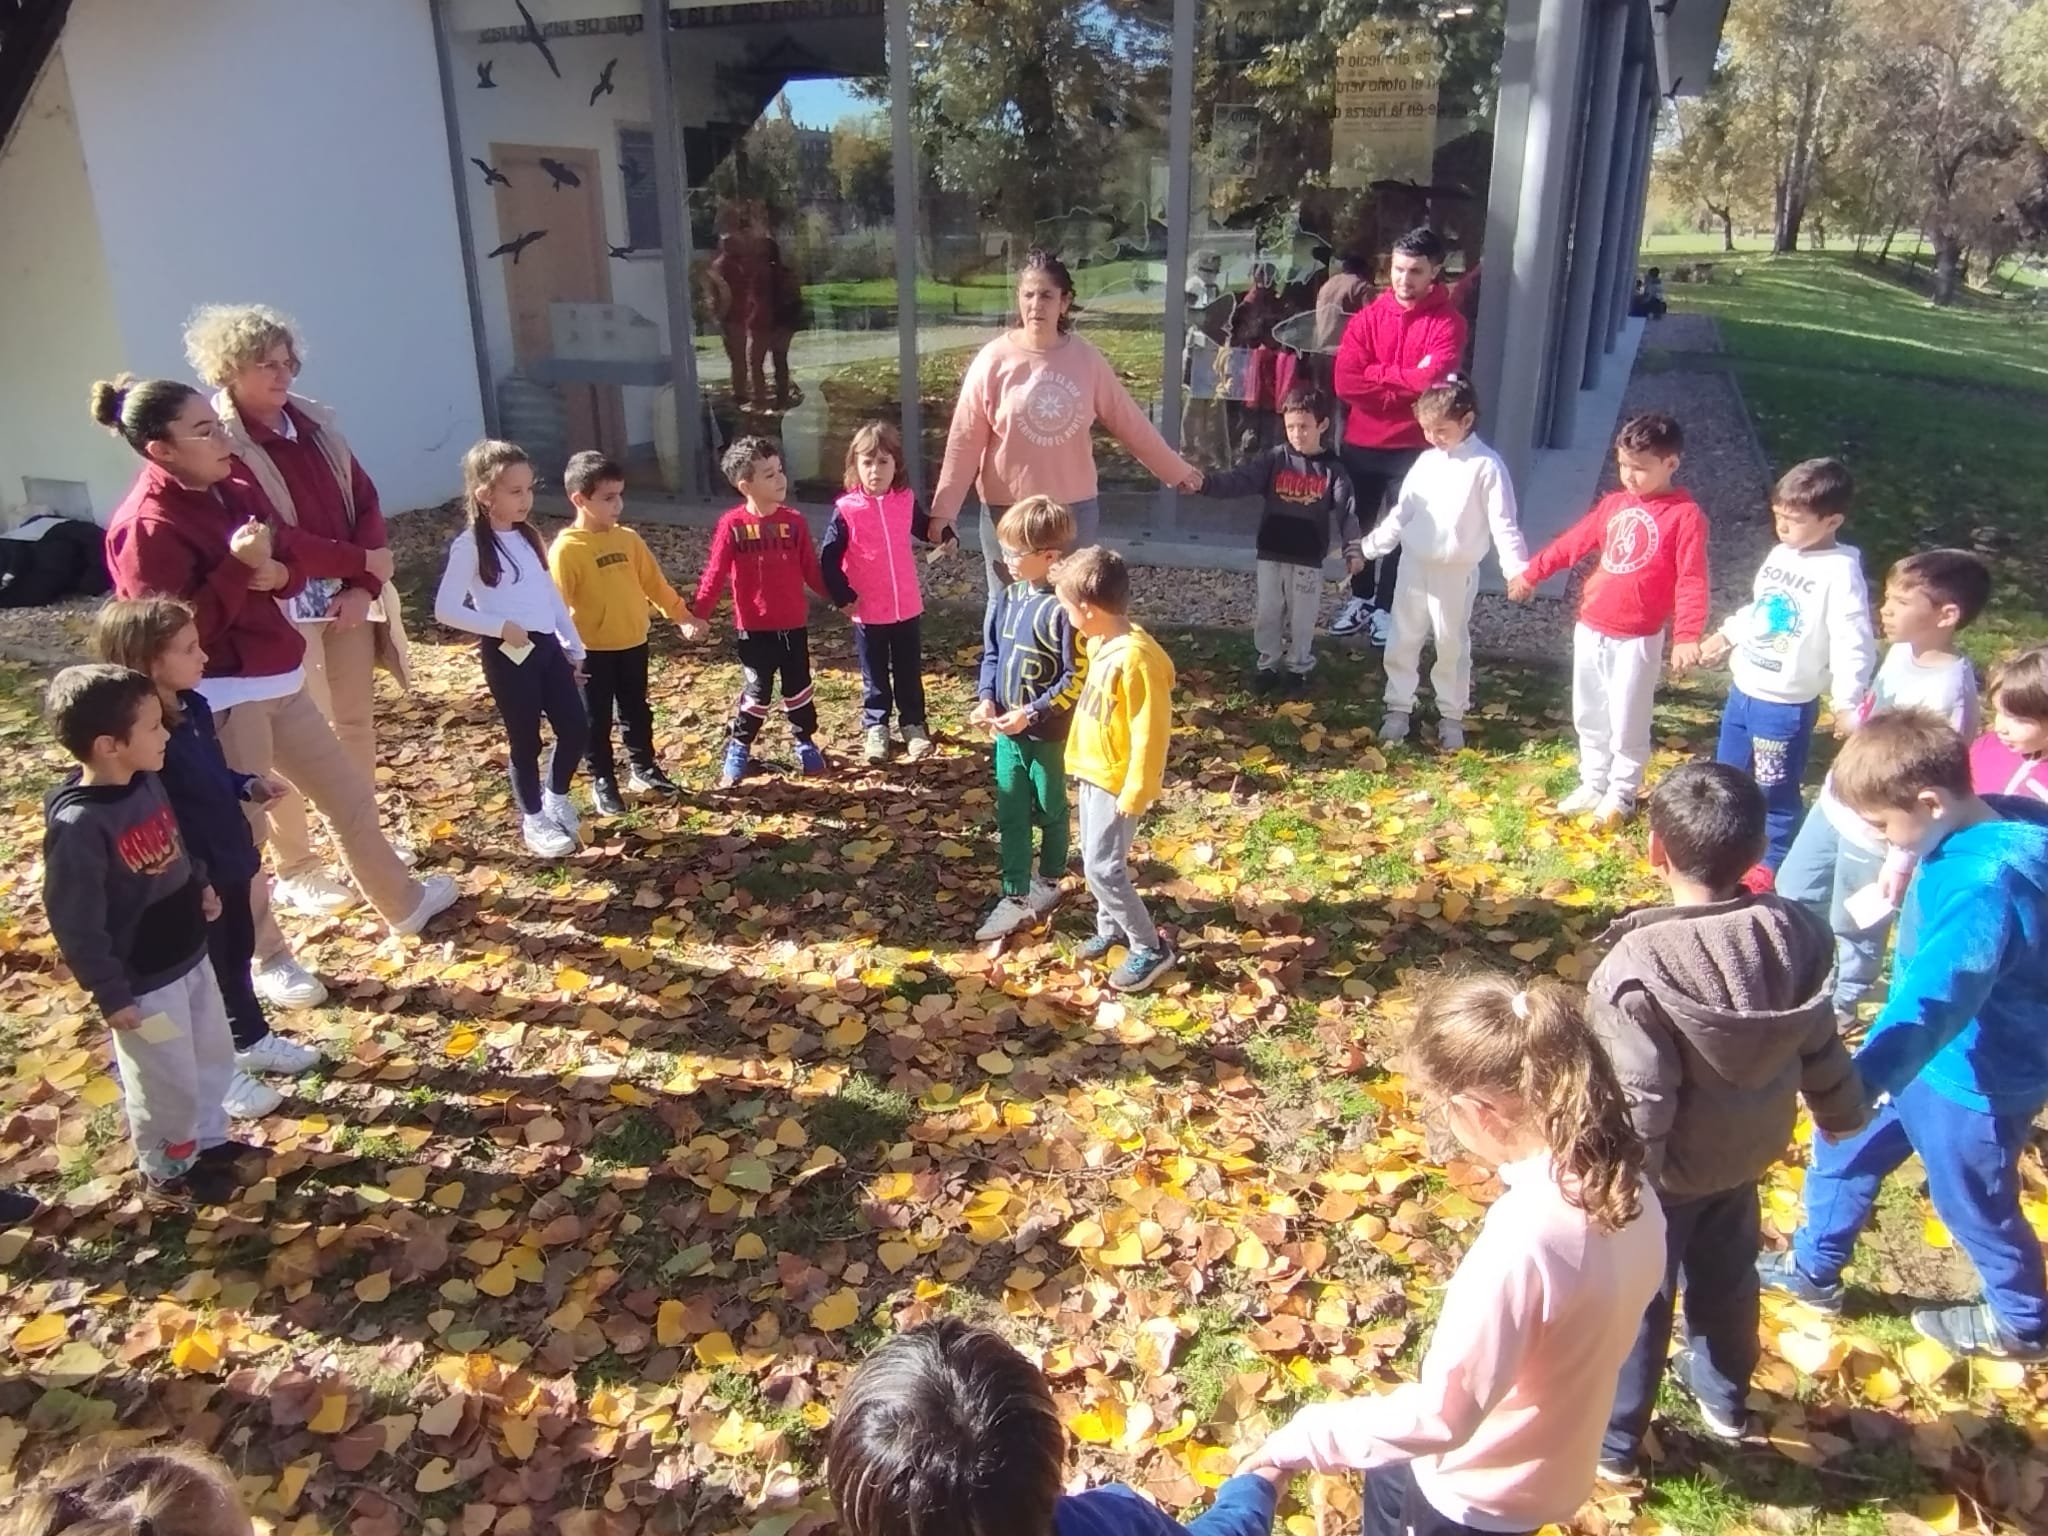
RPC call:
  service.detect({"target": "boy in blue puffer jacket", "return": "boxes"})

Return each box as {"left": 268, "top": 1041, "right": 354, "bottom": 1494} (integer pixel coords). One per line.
{"left": 1760, "top": 709, "right": 2048, "bottom": 1360}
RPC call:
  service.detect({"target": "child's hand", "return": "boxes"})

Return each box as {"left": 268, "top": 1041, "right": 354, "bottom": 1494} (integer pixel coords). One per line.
{"left": 968, "top": 699, "right": 998, "bottom": 730}
{"left": 994, "top": 707, "right": 1032, "bottom": 735}
{"left": 245, "top": 773, "right": 290, "bottom": 804}
{"left": 363, "top": 546, "right": 397, "bottom": 584}
{"left": 1505, "top": 576, "right": 1534, "bottom": 603}
{"left": 1698, "top": 633, "right": 1732, "bottom": 666}
{"left": 201, "top": 885, "right": 222, "bottom": 922}
{"left": 228, "top": 519, "right": 273, "bottom": 567}
{"left": 571, "top": 658, "right": 587, "bottom": 685}
{"left": 1346, "top": 556, "right": 1364, "bottom": 576}
{"left": 1240, "top": 1464, "right": 1290, "bottom": 1489}
{"left": 1669, "top": 641, "right": 1703, "bottom": 673}
{"left": 678, "top": 617, "right": 706, "bottom": 643}
{"left": 106, "top": 1005, "right": 141, "bottom": 1033}
{"left": 1179, "top": 469, "right": 1204, "bottom": 493}
{"left": 501, "top": 620, "right": 530, "bottom": 649}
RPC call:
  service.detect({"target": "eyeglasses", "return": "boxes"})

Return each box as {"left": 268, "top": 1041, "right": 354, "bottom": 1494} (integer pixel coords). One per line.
{"left": 249, "top": 356, "right": 300, "bottom": 379}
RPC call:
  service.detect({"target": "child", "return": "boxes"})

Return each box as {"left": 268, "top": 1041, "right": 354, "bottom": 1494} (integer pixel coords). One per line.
{"left": 1188, "top": 382, "right": 1361, "bottom": 693}
{"left": 39, "top": 665, "right": 252, "bottom": 1202}
{"left": 433, "top": 439, "right": 590, "bottom": 858}
{"left": 829, "top": 1318, "right": 1283, "bottom": 1536}
{"left": 681, "top": 435, "right": 831, "bottom": 787}
{"left": 1586, "top": 762, "right": 1866, "bottom": 1477}
{"left": 1775, "top": 549, "right": 1988, "bottom": 1023}
{"left": 1508, "top": 413, "right": 1708, "bottom": 825}
{"left": 92, "top": 597, "right": 325, "bottom": 1124}
{"left": 1698, "top": 458, "right": 1875, "bottom": 872}
{"left": 547, "top": 450, "right": 686, "bottom": 816}
{"left": 1058, "top": 547, "right": 1177, "bottom": 993}
{"left": 1971, "top": 647, "right": 2048, "bottom": 802}
{"left": 820, "top": 420, "right": 956, "bottom": 763}
{"left": 1362, "top": 375, "right": 1528, "bottom": 750}
{"left": 3, "top": 1438, "right": 253, "bottom": 1536}
{"left": 1760, "top": 710, "right": 2048, "bottom": 1360}
{"left": 1248, "top": 975, "right": 1665, "bottom": 1536}
{"left": 971, "top": 496, "right": 1085, "bottom": 942}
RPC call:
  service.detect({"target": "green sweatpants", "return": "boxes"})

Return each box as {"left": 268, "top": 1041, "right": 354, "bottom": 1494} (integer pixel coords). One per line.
{"left": 994, "top": 733, "right": 1069, "bottom": 896}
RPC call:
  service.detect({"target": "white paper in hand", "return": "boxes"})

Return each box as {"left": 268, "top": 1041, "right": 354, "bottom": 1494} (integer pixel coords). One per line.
{"left": 136, "top": 1012, "right": 183, "bottom": 1044}
{"left": 1843, "top": 883, "right": 1896, "bottom": 933}
{"left": 499, "top": 639, "right": 535, "bottom": 666}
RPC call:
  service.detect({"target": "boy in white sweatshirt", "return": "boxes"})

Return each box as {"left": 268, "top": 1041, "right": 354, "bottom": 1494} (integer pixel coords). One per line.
{"left": 1699, "top": 459, "right": 1875, "bottom": 873}
{"left": 1362, "top": 376, "right": 1528, "bottom": 751}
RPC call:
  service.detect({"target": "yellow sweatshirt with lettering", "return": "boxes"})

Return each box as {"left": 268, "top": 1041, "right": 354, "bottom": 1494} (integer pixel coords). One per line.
{"left": 547, "top": 525, "right": 685, "bottom": 652}
{"left": 1067, "top": 625, "right": 1176, "bottom": 816}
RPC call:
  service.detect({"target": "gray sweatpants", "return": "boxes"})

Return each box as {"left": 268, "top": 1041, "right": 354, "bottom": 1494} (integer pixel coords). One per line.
{"left": 114, "top": 959, "right": 236, "bottom": 1181}
{"left": 1254, "top": 559, "right": 1324, "bottom": 674}
{"left": 1078, "top": 781, "right": 1159, "bottom": 950}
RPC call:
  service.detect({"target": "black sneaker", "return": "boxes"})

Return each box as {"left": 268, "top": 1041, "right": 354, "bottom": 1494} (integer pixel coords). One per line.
{"left": 1280, "top": 672, "right": 1309, "bottom": 696}
{"left": 627, "top": 764, "right": 680, "bottom": 795}
{"left": 1251, "top": 669, "right": 1282, "bottom": 695}
{"left": 0, "top": 1188, "right": 40, "bottom": 1225}
{"left": 591, "top": 778, "right": 627, "bottom": 817}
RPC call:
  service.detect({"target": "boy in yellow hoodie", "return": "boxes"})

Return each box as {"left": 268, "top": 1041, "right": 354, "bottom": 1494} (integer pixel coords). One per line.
{"left": 1057, "top": 546, "right": 1177, "bottom": 992}
{"left": 547, "top": 452, "right": 687, "bottom": 815}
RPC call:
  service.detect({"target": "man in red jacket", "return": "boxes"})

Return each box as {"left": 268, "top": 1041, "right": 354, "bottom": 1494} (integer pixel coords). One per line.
{"left": 1330, "top": 228, "right": 1467, "bottom": 645}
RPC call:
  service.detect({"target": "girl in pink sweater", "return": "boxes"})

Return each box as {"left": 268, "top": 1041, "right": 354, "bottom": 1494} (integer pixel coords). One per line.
{"left": 1247, "top": 976, "right": 1665, "bottom": 1536}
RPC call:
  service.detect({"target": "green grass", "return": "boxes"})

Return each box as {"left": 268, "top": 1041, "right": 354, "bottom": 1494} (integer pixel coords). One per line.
{"left": 806, "top": 1072, "right": 914, "bottom": 1156}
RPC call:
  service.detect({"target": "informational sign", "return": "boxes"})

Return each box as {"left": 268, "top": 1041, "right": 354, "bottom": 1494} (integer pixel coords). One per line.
{"left": 1211, "top": 105, "right": 1262, "bottom": 174}
{"left": 1330, "top": 20, "right": 1443, "bottom": 188}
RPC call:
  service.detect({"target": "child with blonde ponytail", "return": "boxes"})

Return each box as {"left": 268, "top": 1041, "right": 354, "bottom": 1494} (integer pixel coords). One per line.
{"left": 0, "top": 1439, "right": 252, "bottom": 1536}
{"left": 1247, "top": 975, "right": 1665, "bottom": 1536}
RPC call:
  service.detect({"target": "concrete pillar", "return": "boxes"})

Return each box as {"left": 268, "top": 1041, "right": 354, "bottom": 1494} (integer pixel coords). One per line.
{"left": 642, "top": 0, "right": 711, "bottom": 495}
{"left": 1470, "top": 0, "right": 1592, "bottom": 496}
{"left": 1154, "top": 0, "right": 1196, "bottom": 531}
{"left": 1546, "top": 0, "right": 1629, "bottom": 448}
{"left": 1584, "top": 49, "right": 1645, "bottom": 388}
{"left": 1607, "top": 86, "right": 1656, "bottom": 347}
{"left": 889, "top": 0, "right": 922, "bottom": 488}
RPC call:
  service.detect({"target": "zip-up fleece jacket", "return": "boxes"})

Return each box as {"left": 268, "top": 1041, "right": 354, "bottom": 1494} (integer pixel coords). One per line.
{"left": 1332, "top": 285, "right": 1467, "bottom": 451}
{"left": 1587, "top": 894, "right": 1865, "bottom": 1199}
{"left": 1364, "top": 434, "right": 1529, "bottom": 577}
{"left": 1971, "top": 733, "right": 2048, "bottom": 804}
{"left": 42, "top": 771, "right": 210, "bottom": 1018}
{"left": 1521, "top": 487, "right": 1710, "bottom": 642}
{"left": 819, "top": 487, "right": 940, "bottom": 624}
{"left": 1195, "top": 444, "right": 1361, "bottom": 568}
{"left": 690, "top": 505, "right": 828, "bottom": 632}
{"left": 160, "top": 691, "right": 261, "bottom": 886}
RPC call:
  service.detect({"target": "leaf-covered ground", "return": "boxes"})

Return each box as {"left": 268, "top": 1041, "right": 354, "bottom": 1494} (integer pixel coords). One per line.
{"left": 2, "top": 575, "right": 2044, "bottom": 1536}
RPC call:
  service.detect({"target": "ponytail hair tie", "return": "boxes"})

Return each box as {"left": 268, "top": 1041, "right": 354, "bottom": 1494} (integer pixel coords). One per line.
{"left": 1509, "top": 991, "right": 1531, "bottom": 1021}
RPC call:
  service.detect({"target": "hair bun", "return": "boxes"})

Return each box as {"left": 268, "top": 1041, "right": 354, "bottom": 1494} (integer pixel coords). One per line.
{"left": 89, "top": 376, "right": 132, "bottom": 429}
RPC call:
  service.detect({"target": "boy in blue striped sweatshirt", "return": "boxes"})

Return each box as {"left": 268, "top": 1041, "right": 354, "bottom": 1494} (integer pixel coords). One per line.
{"left": 972, "top": 496, "right": 1086, "bottom": 942}
{"left": 1760, "top": 709, "right": 2048, "bottom": 1360}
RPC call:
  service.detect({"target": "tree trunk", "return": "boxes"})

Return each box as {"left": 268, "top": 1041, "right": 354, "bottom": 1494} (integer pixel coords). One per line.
{"left": 1713, "top": 205, "right": 1735, "bottom": 251}
{"left": 1878, "top": 218, "right": 1901, "bottom": 263}
{"left": 1931, "top": 230, "right": 1963, "bottom": 305}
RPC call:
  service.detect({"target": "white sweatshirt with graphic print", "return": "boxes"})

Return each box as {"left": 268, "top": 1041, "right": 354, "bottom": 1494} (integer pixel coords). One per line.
{"left": 1718, "top": 542, "right": 1875, "bottom": 715}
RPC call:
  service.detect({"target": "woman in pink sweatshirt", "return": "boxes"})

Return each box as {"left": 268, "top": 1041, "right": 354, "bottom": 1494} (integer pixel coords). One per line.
{"left": 1247, "top": 976, "right": 1665, "bottom": 1536}
{"left": 930, "top": 248, "right": 1200, "bottom": 599}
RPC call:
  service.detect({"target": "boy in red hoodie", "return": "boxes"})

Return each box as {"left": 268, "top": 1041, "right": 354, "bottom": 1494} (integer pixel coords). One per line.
{"left": 1331, "top": 228, "right": 1467, "bottom": 645}
{"left": 1509, "top": 413, "right": 1709, "bottom": 825}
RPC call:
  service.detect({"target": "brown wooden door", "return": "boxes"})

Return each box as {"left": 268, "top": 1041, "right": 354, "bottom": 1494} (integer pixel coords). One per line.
{"left": 488, "top": 142, "right": 627, "bottom": 458}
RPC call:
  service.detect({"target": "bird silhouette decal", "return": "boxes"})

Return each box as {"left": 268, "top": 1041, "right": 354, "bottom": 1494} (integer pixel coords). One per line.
{"left": 511, "top": 0, "right": 560, "bottom": 78}
{"left": 476, "top": 59, "right": 497, "bottom": 89}
{"left": 471, "top": 157, "right": 511, "bottom": 188}
{"left": 539, "top": 157, "right": 581, "bottom": 191}
{"left": 620, "top": 157, "right": 647, "bottom": 190}
{"left": 609, "top": 244, "right": 635, "bottom": 260}
{"left": 590, "top": 59, "right": 618, "bottom": 107}
{"left": 488, "top": 230, "right": 548, "bottom": 264}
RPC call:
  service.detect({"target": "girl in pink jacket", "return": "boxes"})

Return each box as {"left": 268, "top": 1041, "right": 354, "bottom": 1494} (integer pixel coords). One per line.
{"left": 821, "top": 421, "right": 958, "bottom": 765}
{"left": 1974, "top": 648, "right": 2048, "bottom": 802}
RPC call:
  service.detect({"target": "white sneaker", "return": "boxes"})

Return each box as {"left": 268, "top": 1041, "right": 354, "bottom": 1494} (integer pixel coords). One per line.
{"left": 1366, "top": 608, "right": 1392, "bottom": 647}
{"left": 392, "top": 873, "right": 461, "bottom": 936}
{"left": 902, "top": 723, "right": 936, "bottom": 761}
{"left": 975, "top": 895, "right": 1035, "bottom": 942}
{"left": 543, "top": 790, "right": 581, "bottom": 837}
{"left": 222, "top": 1070, "right": 284, "bottom": 1121}
{"left": 235, "top": 1031, "right": 322, "bottom": 1076}
{"left": 523, "top": 812, "right": 577, "bottom": 858}
{"left": 1556, "top": 784, "right": 1605, "bottom": 816}
{"left": 1437, "top": 720, "right": 1466, "bottom": 751}
{"left": 251, "top": 953, "right": 328, "bottom": 1010}
{"left": 1594, "top": 789, "right": 1637, "bottom": 827}
{"left": 1026, "top": 876, "right": 1062, "bottom": 916}
{"left": 1379, "top": 711, "right": 1412, "bottom": 744}
{"left": 1329, "top": 596, "right": 1372, "bottom": 636}
{"left": 274, "top": 872, "right": 358, "bottom": 916}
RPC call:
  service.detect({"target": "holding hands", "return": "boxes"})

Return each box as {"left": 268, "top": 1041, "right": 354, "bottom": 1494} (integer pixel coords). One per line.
{"left": 678, "top": 616, "right": 707, "bottom": 643}
{"left": 1697, "top": 632, "right": 1733, "bottom": 667}
{"left": 1504, "top": 575, "right": 1534, "bottom": 603}
{"left": 1669, "top": 641, "right": 1703, "bottom": 673}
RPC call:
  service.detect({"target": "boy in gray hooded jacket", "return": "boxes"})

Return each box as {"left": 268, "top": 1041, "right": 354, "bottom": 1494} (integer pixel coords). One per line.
{"left": 1589, "top": 762, "right": 1867, "bottom": 1476}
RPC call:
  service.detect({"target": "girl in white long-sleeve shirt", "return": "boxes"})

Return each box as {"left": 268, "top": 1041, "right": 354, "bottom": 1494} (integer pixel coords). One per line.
{"left": 433, "top": 440, "right": 589, "bottom": 858}
{"left": 1247, "top": 975, "right": 1664, "bottom": 1536}
{"left": 1361, "top": 378, "right": 1528, "bottom": 751}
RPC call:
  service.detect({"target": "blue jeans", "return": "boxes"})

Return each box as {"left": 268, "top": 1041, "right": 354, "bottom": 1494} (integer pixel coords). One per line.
{"left": 1716, "top": 687, "right": 1820, "bottom": 870}
{"left": 854, "top": 617, "right": 926, "bottom": 731}
{"left": 1604, "top": 1183, "right": 1760, "bottom": 1461}
{"left": 1792, "top": 1077, "right": 2047, "bottom": 1343}
{"left": 1775, "top": 803, "right": 1888, "bottom": 1012}
{"left": 982, "top": 496, "right": 1099, "bottom": 599}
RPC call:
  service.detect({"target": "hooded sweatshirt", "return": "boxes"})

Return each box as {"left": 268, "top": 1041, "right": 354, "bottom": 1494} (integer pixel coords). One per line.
{"left": 1194, "top": 443, "right": 1361, "bottom": 568}
{"left": 1332, "top": 285, "right": 1467, "bottom": 450}
{"left": 1520, "top": 488, "right": 1710, "bottom": 643}
{"left": 1068, "top": 626, "right": 1176, "bottom": 816}
{"left": 1587, "top": 894, "right": 1866, "bottom": 1200}
{"left": 1364, "top": 433, "right": 1529, "bottom": 577}
{"left": 1854, "top": 796, "right": 2048, "bottom": 1116}
{"left": 42, "top": 771, "right": 209, "bottom": 1018}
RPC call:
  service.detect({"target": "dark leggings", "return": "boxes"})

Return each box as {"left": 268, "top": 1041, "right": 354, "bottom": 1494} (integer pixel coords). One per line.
{"left": 1340, "top": 444, "right": 1421, "bottom": 604}
{"left": 480, "top": 633, "right": 589, "bottom": 814}
{"left": 855, "top": 617, "right": 926, "bottom": 730}
{"left": 207, "top": 874, "right": 270, "bottom": 1052}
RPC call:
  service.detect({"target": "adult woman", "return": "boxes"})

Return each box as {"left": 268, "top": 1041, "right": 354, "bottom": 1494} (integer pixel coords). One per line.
{"left": 930, "top": 249, "right": 1200, "bottom": 598}
{"left": 96, "top": 378, "right": 459, "bottom": 1013}
{"left": 187, "top": 304, "right": 409, "bottom": 920}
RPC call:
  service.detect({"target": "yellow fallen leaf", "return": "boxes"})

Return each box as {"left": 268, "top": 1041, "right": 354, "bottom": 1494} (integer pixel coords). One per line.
{"left": 10, "top": 1314, "right": 67, "bottom": 1356}
{"left": 444, "top": 1026, "right": 480, "bottom": 1058}
{"left": 430, "top": 1181, "right": 466, "bottom": 1209}
{"left": 1069, "top": 1401, "right": 1126, "bottom": 1444}
{"left": 500, "top": 1413, "right": 539, "bottom": 1461}
{"left": 1900, "top": 1336, "right": 1954, "bottom": 1387}
{"left": 877, "top": 1241, "right": 918, "bottom": 1274}
{"left": 733, "top": 1232, "right": 767, "bottom": 1261}
{"left": 169, "top": 1328, "right": 221, "bottom": 1374}
{"left": 1096, "top": 1231, "right": 1145, "bottom": 1267}
{"left": 415, "top": 1457, "right": 459, "bottom": 1495}
{"left": 656, "top": 1301, "right": 688, "bottom": 1347}
{"left": 1061, "top": 1219, "right": 1106, "bottom": 1250}
{"left": 1916, "top": 1494, "right": 1961, "bottom": 1534}
{"left": 78, "top": 1075, "right": 122, "bottom": 1109}
{"left": 1924, "top": 1216, "right": 1953, "bottom": 1249}
{"left": 384, "top": 1167, "right": 428, "bottom": 1203}
{"left": 308, "top": 1393, "right": 349, "bottom": 1435}
{"left": 810, "top": 1289, "right": 861, "bottom": 1332}
{"left": 476, "top": 1263, "right": 518, "bottom": 1297}
{"left": 1774, "top": 1327, "right": 1844, "bottom": 1377}
{"left": 1233, "top": 1234, "right": 1271, "bottom": 1271}
{"left": 354, "top": 1271, "right": 392, "bottom": 1304}
{"left": 694, "top": 1331, "right": 737, "bottom": 1367}
{"left": 1971, "top": 1357, "right": 2028, "bottom": 1392}
{"left": 553, "top": 966, "right": 591, "bottom": 993}
{"left": 419, "top": 1395, "right": 466, "bottom": 1438}
{"left": 976, "top": 1050, "right": 1014, "bottom": 1076}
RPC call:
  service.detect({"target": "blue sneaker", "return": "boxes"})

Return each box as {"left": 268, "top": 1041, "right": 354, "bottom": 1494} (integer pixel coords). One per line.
{"left": 718, "top": 741, "right": 750, "bottom": 789}
{"left": 1756, "top": 1249, "right": 1843, "bottom": 1313}
{"left": 1074, "top": 933, "right": 1122, "bottom": 963}
{"left": 1912, "top": 1302, "right": 2048, "bottom": 1362}
{"left": 795, "top": 740, "right": 828, "bottom": 776}
{"left": 1109, "top": 944, "right": 1176, "bottom": 993}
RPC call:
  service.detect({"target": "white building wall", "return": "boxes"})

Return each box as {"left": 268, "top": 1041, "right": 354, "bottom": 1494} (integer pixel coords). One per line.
{"left": 58, "top": 0, "right": 486, "bottom": 512}
{"left": 0, "top": 52, "right": 136, "bottom": 524}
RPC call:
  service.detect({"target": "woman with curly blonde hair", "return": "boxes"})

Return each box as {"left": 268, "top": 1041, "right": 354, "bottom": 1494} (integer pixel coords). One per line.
{"left": 184, "top": 304, "right": 411, "bottom": 948}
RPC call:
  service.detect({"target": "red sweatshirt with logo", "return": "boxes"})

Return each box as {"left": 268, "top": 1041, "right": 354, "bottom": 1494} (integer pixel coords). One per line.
{"left": 690, "top": 505, "right": 827, "bottom": 632}
{"left": 1332, "top": 285, "right": 1468, "bottom": 450}
{"left": 1521, "top": 488, "right": 1710, "bottom": 642}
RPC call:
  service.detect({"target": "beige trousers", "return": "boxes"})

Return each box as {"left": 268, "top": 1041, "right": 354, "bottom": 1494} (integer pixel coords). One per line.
{"left": 265, "top": 619, "right": 382, "bottom": 882}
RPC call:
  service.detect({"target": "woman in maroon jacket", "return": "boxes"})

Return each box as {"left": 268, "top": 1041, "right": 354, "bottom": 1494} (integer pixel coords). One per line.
{"left": 95, "top": 377, "right": 459, "bottom": 1009}
{"left": 187, "top": 304, "right": 408, "bottom": 922}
